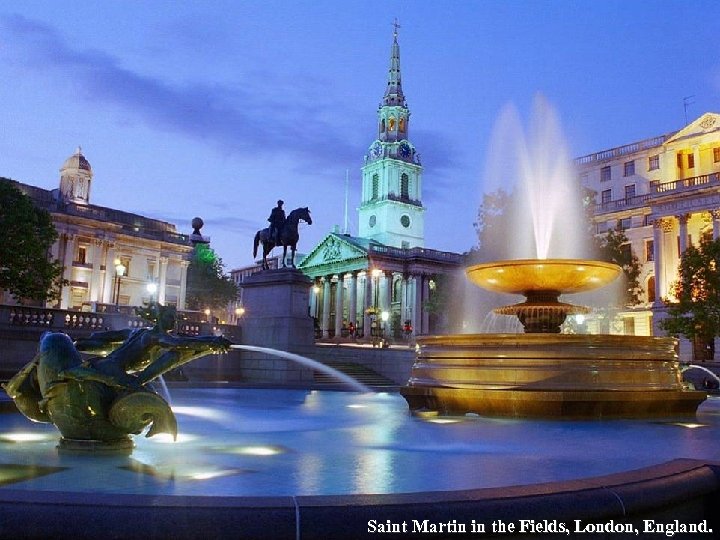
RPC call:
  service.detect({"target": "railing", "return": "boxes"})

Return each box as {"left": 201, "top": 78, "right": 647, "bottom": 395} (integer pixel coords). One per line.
{"left": 593, "top": 194, "right": 651, "bottom": 214}
{"left": 369, "top": 244, "right": 462, "bottom": 262}
{"left": 1, "top": 305, "right": 142, "bottom": 332}
{"left": 575, "top": 133, "right": 674, "bottom": 165}
{"left": 650, "top": 172, "right": 720, "bottom": 194}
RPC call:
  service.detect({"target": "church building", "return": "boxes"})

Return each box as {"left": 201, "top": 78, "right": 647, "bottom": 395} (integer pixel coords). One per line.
{"left": 298, "top": 28, "right": 462, "bottom": 339}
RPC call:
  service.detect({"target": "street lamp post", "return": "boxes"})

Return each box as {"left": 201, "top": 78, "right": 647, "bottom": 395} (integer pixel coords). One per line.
{"left": 114, "top": 259, "right": 126, "bottom": 309}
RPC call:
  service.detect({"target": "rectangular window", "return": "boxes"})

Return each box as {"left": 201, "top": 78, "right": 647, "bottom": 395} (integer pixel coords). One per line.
{"left": 624, "top": 184, "right": 636, "bottom": 200}
{"left": 677, "top": 153, "right": 684, "bottom": 169}
{"left": 714, "top": 147, "right": 720, "bottom": 163}
{"left": 645, "top": 239, "right": 654, "bottom": 262}
{"left": 76, "top": 246, "right": 87, "bottom": 264}
{"left": 600, "top": 166, "right": 611, "bottom": 182}
{"left": 601, "top": 189, "right": 612, "bottom": 204}
{"left": 618, "top": 218, "right": 631, "bottom": 230}
{"left": 623, "top": 160, "right": 635, "bottom": 177}
{"left": 688, "top": 153, "right": 695, "bottom": 169}
{"left": 147, "top": 261, "right": 157, "bottom": 281}
{"left": 648, "top": 155, "right": 660, "bottom": 170}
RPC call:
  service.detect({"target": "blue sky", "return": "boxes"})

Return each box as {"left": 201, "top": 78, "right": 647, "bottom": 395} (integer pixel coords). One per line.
{"left": 1, "top": 1, "right": 719, "bottom": 270}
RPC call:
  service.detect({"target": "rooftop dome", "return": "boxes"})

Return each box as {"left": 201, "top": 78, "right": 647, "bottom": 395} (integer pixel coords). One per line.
{"left": 61, "top": 146, "right": 91, "bottom": 172}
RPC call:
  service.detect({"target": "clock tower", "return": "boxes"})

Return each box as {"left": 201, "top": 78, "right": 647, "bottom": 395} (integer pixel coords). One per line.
{"left": 359, "top": 24, "right": 425, "bottom": 248}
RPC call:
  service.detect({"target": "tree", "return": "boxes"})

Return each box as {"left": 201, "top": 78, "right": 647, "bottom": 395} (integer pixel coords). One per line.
{"left": 185, "top": 243, "right": 238, "bottom": 311}
{"left": 472, "top": 188, "right": 513, "bottom": 261}
{"left": 0, "top": 179, "right": 65, "bottom": 303}
{"left": 596, "top": 227, "right": 642, "bottom": 306}
{"left": 660, "top": 237, "right": 720, "bottom": 360}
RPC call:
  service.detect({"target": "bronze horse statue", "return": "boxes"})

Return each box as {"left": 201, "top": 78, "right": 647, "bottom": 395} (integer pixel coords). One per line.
{"left": 253, "top": 207, "right": 312, "bottom": 269}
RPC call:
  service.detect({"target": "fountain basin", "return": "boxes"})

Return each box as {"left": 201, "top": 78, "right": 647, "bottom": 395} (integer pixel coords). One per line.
{"left": 401, "top": 334, "right": 706, "bottom": 418}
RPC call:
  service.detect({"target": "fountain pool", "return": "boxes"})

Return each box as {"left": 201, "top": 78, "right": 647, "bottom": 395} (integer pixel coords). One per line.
{"left": 1, "top": 387, "right": 720, "bottom": 497}
{"left": 1, "top": 388, "right": 719, "bottom": 538}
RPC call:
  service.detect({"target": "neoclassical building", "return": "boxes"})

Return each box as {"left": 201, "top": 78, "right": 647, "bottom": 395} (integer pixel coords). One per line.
{"left": 578, "top": 112, "right": 720, "bottom": 342}
{"left": 298, "top": 29, "right": 462, "bottom": 338}
{"left": 2, "top": 148, "right": 193, "bottom": 310}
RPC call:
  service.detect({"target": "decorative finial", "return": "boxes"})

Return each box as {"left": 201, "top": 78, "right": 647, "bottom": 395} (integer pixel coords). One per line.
{"left": 76, "top": 145, "right": 82, "bottom": 155}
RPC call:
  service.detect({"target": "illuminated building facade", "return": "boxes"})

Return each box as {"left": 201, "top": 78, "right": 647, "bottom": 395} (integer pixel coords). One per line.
{"left": 578, "top": 112, "right": 720, "bottom": 354}
{"left": 2, "top": 148, "right": 192, "bottom": 310}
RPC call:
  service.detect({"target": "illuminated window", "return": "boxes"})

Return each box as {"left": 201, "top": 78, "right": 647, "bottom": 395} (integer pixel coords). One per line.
{"left": 400, "top": 173, "right": 409, "bottom": 199}
{"left": 714, "top": 147, "right": 720, "bottom": 163}
{"left": 371, "top": 174, "right": 379, "bottom": 200}
{"left": 623, "top": 160, "right": 635, "bottom": 177}
{"left": 647, "top": 276, "right": 656, "bottom": 303}
{"left": 600, "top": 166, "right": 611, "bottom": 182}
{"left": 688, "top": 153, "right": 695, "bottom": 169}
{"left": 648, "top": 155, "right": 660, "bottom": 170}
{"left": 76, "top": 246, "right": 87, "bottom": 264}
{"left": 399, "top": 118, "right": 406, "bottom": 133}
{"left": 645, "top": 239, "right": 654, "bottom": 262}
{"left": 388, "top": 117, "right": 396, "bottom": 131}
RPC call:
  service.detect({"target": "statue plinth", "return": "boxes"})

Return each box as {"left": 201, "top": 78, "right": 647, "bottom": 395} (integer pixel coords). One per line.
{"left": 239, "top": 268, "right": 314, "bottom": 350}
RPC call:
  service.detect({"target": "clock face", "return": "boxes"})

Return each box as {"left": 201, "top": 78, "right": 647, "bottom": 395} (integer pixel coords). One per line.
{"left": 399, "top": 142, "right": 411, "bottom": 158}
{"left": 400, "top": 215, "right": 411, "bottom": 228}
{"left": 371, "top": 142, "right": 383, "bottom": 158}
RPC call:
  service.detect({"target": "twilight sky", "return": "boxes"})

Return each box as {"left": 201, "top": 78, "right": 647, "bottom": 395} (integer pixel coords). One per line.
{"left": 1, "top": 1, "right": 719, "bottom": 270}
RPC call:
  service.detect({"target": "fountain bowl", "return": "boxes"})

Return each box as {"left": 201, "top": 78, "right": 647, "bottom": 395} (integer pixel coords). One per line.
{"left": 466, "top": 258, "right": 622, "bottom": 295}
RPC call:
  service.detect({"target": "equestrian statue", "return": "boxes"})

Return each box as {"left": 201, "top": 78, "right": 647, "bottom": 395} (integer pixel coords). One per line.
{"left": 253, "top": 205, "right": 312, "bottom": 270}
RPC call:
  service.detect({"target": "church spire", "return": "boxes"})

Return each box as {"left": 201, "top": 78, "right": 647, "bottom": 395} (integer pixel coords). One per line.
{"left": 383, "top": 19, "right": 405, "bottom": 107}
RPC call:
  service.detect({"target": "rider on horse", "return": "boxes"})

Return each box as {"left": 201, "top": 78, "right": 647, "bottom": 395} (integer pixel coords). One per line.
{"left": 268, "top": 200, "right": 286, "bottom": 245}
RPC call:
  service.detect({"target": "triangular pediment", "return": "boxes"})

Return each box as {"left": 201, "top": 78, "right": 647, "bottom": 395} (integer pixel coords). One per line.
{"left": 298, "top": 233, "right": 369, "bottom": 272}
{"left": 665, "top": 113, "right": 720, "bottom": 145}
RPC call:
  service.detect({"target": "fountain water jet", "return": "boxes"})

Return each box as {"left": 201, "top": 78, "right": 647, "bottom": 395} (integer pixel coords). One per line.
{"left": 229, "top": 345, "right": 371, "bottom": 393}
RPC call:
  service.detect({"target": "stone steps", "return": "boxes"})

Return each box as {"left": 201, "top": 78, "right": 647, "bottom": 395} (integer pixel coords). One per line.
{"left": 313, "top": 360, "right": 397, "bottom": 388}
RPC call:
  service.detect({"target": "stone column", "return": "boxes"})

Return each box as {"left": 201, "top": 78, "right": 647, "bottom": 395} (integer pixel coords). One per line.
{"left": 652, "top": 219, "right": 669, "bottom": 305}
{"left": 102, "top": 243, "right": 116, "bottom": 304}
{"left": 677, "top": 214, "right": 689, "bottom": 255}
{"left": 334, "top": 273, "right": 345, "bottom": 339}
{"left": 177, "top": 260, "right": 190, "bottom": 310}
{"left": 321, "top": 276, "right": 331, "bottom": 339}
{"left": 711, "top": 210, "right": 720, "bottom": 241}
{"left": 380, "top": 272, "right": 392, "bottom": 314}
{"left": 422, "top": 276, "right": 431, "bottom": 333}
{"left": 363, "top": 273, "right": 373, "bottom": 338}
{"left": 309, "top": 279, "right": 319, "bottom": 319}
{"left": 89, "top": 239, "right": 103, "bottom": 303}
{"left": 158, "top": 257, "right": 168, "bottom": 305}
{"left": 348, "top": 272, "right": 358, "bottom": 326}
{"left": 60, "top": 233, "right": 76, "bottom": 309}
{"left": 399, "top": 273, "right": 409, "bottom": 324}
{"left": 413, "top": 275, "right": 424, "bottom": 335}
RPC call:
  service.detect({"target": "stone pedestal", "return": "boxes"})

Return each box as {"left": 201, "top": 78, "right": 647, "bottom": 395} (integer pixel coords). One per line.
{"left": 239, "top": 268, "right": 314, "bottom": 351}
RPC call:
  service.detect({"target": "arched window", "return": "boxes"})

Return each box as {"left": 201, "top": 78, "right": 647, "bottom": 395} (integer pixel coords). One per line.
{"left": 380, "top": 119, "right": 386, "bottom": 133}
{"left": 647, "top": 276, "right": 656, "bottom": 304}
{"left": 371, "top": 174, "right": 379, "bottom": 200}
{"left": 401, "top": 173, "right": 409, "bottom": 199}
{"left": 389, "top": 117, "right": 396, "bottom": 131}
{"left": 393, "top": 278, "right": 402, "bottom": 303}
{"left": 399, "top": 118, "right": 406, "bottom": 133}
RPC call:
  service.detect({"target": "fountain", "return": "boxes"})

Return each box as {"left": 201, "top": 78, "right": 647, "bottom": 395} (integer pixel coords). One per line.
{"left": 401, "top": 99, "right": 707, "bottom": 418}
